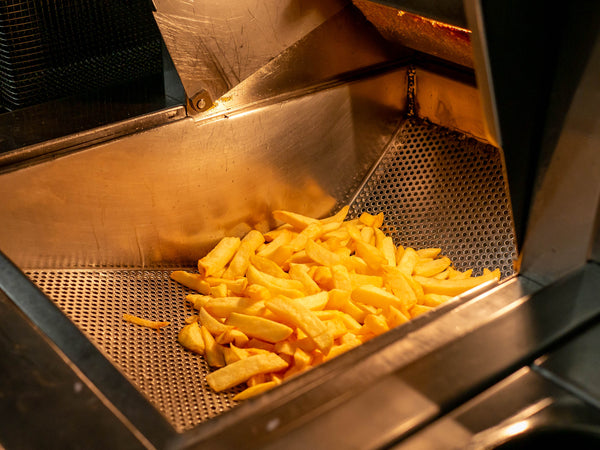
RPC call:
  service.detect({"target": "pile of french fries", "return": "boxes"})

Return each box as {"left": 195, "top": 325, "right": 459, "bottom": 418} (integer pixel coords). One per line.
{"left": 170, "top": 207, "right": 500, "bottom": 401}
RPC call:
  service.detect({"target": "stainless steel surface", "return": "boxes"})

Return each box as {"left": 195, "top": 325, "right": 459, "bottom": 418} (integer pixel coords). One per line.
{"left": 27, "top": 268, "right": 240, "bottom": 432}
{"left": 12, "top": 115, "right": 518, "bottom": 434}
{"left": 534, "top": 317, "right": 600, "bottom": 410}
{"left": 0, "top": 251, "right": 174, "bottom": 449}
{"left": 152, "top": 0, "right": 347, "bottom": 106}
{"left": 0, "top": 0, "right": 597, "bottom": 447}
{"left": 0, "top": 70, "right": 406, "bottom": 269}
{"left": 351, "top": 118, "right": 516, "bottom": 276}
{"left": 196, "top": 5, "right": 409, "bottom": 121}
{"left": 519, "top": 30, "right": 600, "bottom": 285}
{"left": 463, "top": 1, "right": 600, "bottom": 252}
{"left": 0, "top": 105, "right": 186, "bottom": 170}
{"left": 0, "top": 289, "right": 147, "bottom": 450}
{"left": 394, "top": 367, "right": 600, "bottom": 449}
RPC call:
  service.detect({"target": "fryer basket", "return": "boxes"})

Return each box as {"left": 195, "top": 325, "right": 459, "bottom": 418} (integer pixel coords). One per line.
{"left": 25, "top": 117, "right": 516, "bottom": 432}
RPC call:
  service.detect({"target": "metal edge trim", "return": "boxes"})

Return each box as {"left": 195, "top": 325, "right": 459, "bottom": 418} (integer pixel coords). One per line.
{"left": 0, "top": 105, "right": 186, "bottom": 171}
{"left": 462, "top": 0, "right": 501, "bottom": 148}
{"left": 0, "top": 250, "right": 176, "bottom": 448}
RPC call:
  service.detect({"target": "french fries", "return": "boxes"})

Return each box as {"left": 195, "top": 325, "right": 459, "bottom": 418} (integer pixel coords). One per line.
{"left": 123, "top": 313, "right": 170, "bottom": 330}
{"left": 170, "top": 207, "right": 501, "bottom": 400}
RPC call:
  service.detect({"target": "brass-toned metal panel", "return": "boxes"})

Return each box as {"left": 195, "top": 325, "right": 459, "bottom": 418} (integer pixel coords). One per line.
{"left": 414, "top": 67, "right": 488, "bottom": 144}
{"left": 353, "top": 1, "right": 473, "bottom": 68}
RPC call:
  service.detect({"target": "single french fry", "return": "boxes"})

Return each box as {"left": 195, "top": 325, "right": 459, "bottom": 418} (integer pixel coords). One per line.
{"left": 383, "top": 266, "right": 417, "bottom": 312}
{"left": 186, "top": 293, "right": 210, "bottom": 310}
{"left": 223, "top": 230, "right": 265, "bottom": 279}
{"left": 395, "top": 245, "right": 405, "bottom": 263}
{"left": 448, "top": 268, "right": 473, "bottom": 280}
{"left": 434, "top": 268, "right": 451, "bottom": 280}
{"left": 170, "top": 271, "right": 210, "bottom": 294}
{"left": 293, "top": 347, "right": 312, "bottom": 369}
{"left": 386, "top": 305, "right": 410, "bottom": 328}
{"left": 414, "top": 269, "right": 500, "bottom": 296}
{"left": 324, "top": 316, "right": 348, "bottom": 340}
{"left": 272, "top": 210, "right": 318, "bottom": 231}
{"left": 178, "top": 322, "right": 205, "bottom": 354}
{"left": 284, "top": 250, "right": 314, "bottom": 267}
{"left": 312, "top": 266, "right": 335, "bottom": 291}
{"left": 250, "top": 255, "right": 290, "bottom": 279}
{"left": 353, "top": 301, "right": 378, "bottom": 316}
{"left": 360, "top": 226, "right": 375, "bottom": 245}
{"left": 350, "top": 273, "right": 384, "bottom": 289}
{"left": 198, "top": 237, "right": 241, "bottom": 278}
{"left": 205, "top": 277, "right": 248, "bottom": 295}
{"left": 257, "top": 229, "right": 293, "bottom": 260}
{"left": 210, "top": 283, "right": 228, "bottom": 298}
{"left": 327, "top": 289, "right": 368, "bottom": 323}
{"left": 184, "top": 315, "right": 198, "bottom": 324}
{"left": 247, "top": 373, "right": 267, "bottom": 387}
{"left": 413, "top": 257, "right": 452, "bottom": 277}
{"left": 288, "top": 222, "right": 322, "bottom": 252}
{"left": 263, "top": 226, "right": 293, "bottom": 242}
{"left": 410, "top": 304, "right": 433, "bottom": 318}
{"left": 363, "top": 314, "right": 389, "bottom": 335}
{"left": 377, "top": 233, "right": 397, "bottom": 267}
{"left": 305, "top": 239, "right": 342, "bottom": 267}
{"left": 246, "top": 339, "right": 276, "bottom": 353}
{"left": 397, "top": 247, "right": 418, "bottom": 276}
{"left": 294, "top": 291, "right": 329, "bottom": 311}
{"left": 123, "top": 314, "right": 170, "bottom": 330}
{"left": 421, "top": 293, "right": 453, "bottom": 307}
{"left": 417, "top": 248, "right": 442, "bottom": 259}
{"left": 324, "top": 342, "right": 357, "bottom": 361}
{"left": 340, "top": 332, "right": 362, "bottom": 347}
{"left": 245, "top": 284, "right": 272, "bottom": 301}
{"left": 222, "top": 345, "right": 242, "bottom": 365}
{"left": 321, "top": 228, "right": 350, "bottom": 242}
{"left": 201, "top": 296, "right": 266, "bottom": 318}
{"left": 331, "top": 264, "right": 352, "bottom": 291}
{"left": 351, "top": 285, "right": 405, "bottom": 312}
{"left": 320, "top": 205, "right": 350, "bottom": 224}
{"left": 274, "top": 338, "right": 297, "bottom": 356}
{"left": 314, "top": 310, "right": 360, "bottom": 330}
{"left": 267, "top": 245, "right": 295, "bottom": 267}
{"left": 402, "top": 271, "right": 425, "bottom": 299}
{"left": 358, "top": 212, "right": 383, "bottom": 228}
{"left": 200, "top": 325, "right": 226, "bottom": 368}
{"left": 215, "top": 328, "right": 250, "bottom": 347}
{"left": 232, "top": 380, "right": 279, "bottom": 401}
{"left": 226, "top": 312, "right": 294, "bottom": 343}
{"left": 266, "top": 296, "right": 333, "bottom": 354}
{"left": 246, "top": 265, "right": 305, "bottom": 298}
{"left": 198, "top": 307, "right": 230, "bottom": 335}
{"left": 206, "top": 353, "right": 289, "bottom": 392}
{"left": 353, "top": 240, "right": 387, "bottom": 272}
{"left": 289, "top": 263, "right": 321, "bottom": 294}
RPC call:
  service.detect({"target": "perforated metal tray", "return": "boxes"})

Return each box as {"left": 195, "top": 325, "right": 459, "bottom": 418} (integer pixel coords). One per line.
{"left": 26, "top": 118, "right": 516, "bottom": 432}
